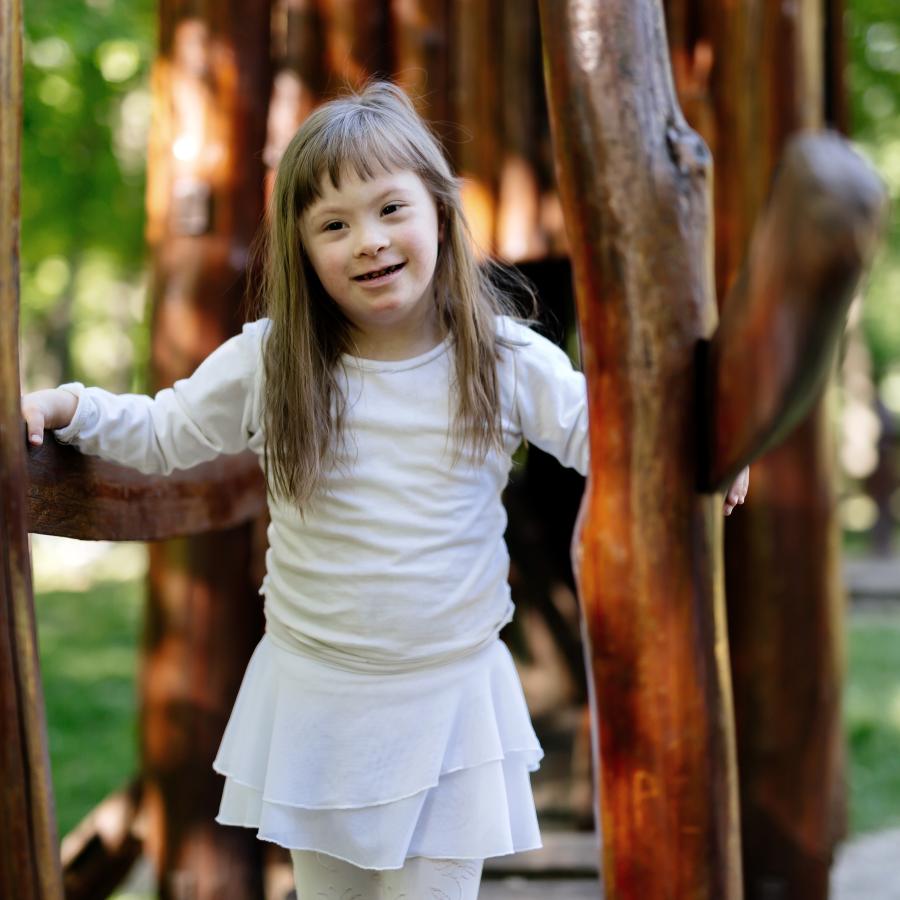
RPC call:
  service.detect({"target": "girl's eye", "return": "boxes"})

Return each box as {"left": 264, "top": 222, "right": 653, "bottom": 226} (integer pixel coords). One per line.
{"left": 323, "top": 221, "right": 344, "bottom": 232}
{"left": 382, "top": 203, "right": 402, "bottom": 216}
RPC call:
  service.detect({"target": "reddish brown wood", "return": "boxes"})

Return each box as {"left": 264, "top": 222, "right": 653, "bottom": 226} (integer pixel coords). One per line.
{"left": 60, "top": 779, "right": 143, "bottom": 900}
{"left": 265, "top": 0, "right": 325, "bottom": 204}
{"left": 708, "top": 133, "right": 887, "bottom": 489}
{"left": 391, "top": 0, "right": 451, "bottom": 125}
{"left": 317, "top": 0, "right": 392, "bottom": 89}
{"left": 825, "top": 0, "right": 850, "bottom": 134}
{"left": 142, "top": 2, "right": 272, "bottom": 896}
{"left": 0, "top": 0, "right": 64, "bottom": 894}
{"left": 539, "top": 2, "right": 742, "bottom": 897}
{"left": 449, "top": 0, "right": 500, "bottom": 253}
{"left": 665, "top": 2, "right": 881, "bottom": 897}
{"left": 726, "top": 4, "right": 844, "bottom": 896}
{"left": 495, "top": 0, "right": 546, "bottom": 263}
{"left": 25, "top": 442, "right": 266, "bottom": 541}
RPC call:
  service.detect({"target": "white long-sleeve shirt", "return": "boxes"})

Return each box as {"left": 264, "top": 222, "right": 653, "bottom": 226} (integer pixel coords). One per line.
{"left": 55, "top": 316, "right": 588, "bottom": 672}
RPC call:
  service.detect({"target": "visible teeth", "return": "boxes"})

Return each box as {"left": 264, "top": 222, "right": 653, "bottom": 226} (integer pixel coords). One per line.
{"left": 360, "top": 264, "right": 400, "bottom": 280}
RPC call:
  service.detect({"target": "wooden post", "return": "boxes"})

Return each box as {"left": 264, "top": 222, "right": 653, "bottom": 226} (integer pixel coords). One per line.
{"left": 0, "top": 0, "right": 64, "bottom": 895}
{"left": 665, "top": 2, "right": 863, "bottom": 895}
{"left": 539, "top": 2, "right": 742, "bottom": 895}
{"left": 539, "top": 0, "right": 887, "bottom": 897}
{"left": 142, "top": 2, "right": 272, "bottom": 895}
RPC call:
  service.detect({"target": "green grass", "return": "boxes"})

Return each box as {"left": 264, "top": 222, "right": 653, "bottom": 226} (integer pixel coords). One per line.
{"left": 35, "top": 578, "right": 143, "bottom": 838}
{"left": 31, "top": 581, "right": 900, "bottom": 849}
{"left": 844, "top": 609, "right": 900, "bottom": 834}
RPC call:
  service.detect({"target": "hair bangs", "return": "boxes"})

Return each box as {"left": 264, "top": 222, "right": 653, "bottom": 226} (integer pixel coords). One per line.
{"left": 296, "top": 108, "right": 433, "bottom": 214}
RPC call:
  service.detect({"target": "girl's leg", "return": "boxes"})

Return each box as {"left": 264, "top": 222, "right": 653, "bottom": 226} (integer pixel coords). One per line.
{"left": 291, "top": 849, "right": 376, "bottom": 898}
{"left": 290, "top": 851, "right": 484, "bottom": 900}
{"left": 382, "top": 856, "right": 484, "bottom": 899}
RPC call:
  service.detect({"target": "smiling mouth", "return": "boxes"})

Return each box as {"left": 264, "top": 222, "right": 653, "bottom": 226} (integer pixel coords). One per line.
{"left": 353, "top": 262, "right": 405, "bottom": 281}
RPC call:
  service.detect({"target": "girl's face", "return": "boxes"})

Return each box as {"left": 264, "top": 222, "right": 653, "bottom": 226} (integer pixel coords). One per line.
{"left": 300, "top": 167, "right": 442, "bottom": 357}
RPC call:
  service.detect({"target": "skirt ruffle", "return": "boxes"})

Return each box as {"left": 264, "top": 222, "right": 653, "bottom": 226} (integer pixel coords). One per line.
{"left": 213, "top": 633, "right": 544, "bottom": 869}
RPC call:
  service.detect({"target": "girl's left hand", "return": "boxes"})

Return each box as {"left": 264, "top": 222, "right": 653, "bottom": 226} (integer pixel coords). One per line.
{"left": 723, "top": 466, "right": 750, "bottom": 516}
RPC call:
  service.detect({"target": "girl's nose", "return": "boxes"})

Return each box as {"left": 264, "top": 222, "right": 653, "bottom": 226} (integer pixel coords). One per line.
{"left": 354, "top": 223, "right": 389, "bottom": 257}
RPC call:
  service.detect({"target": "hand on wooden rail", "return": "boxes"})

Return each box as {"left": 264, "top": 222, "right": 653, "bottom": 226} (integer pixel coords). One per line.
{"left": 20, "top": 388, "right": 78, "bottom": 445}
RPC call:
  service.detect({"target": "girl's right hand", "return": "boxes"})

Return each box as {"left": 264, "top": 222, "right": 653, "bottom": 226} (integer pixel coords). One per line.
{"left": 20, "top": 388, "right": 79, "bottom": 446}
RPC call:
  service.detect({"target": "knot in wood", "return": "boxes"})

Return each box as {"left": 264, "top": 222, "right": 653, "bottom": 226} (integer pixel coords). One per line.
{"left": 665, "top": 123, "right": 710, "bottom": 179}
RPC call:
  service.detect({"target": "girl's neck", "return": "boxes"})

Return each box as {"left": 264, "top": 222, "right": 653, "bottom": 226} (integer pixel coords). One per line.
{"left": 347, "top": 307, "right": 445, "bottom": 362}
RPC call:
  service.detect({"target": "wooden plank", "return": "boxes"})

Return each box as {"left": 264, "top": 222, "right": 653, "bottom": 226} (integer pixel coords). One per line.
{"left": 25, "top": 442, "right": 266, "bottom": 541}
{"left": 0, "top": 0, "right": 64, "bottom": 894}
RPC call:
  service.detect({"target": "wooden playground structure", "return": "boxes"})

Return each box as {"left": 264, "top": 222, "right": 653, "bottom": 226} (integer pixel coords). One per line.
{"left": 0, "top": 0, "right": 887, "bottom": 897}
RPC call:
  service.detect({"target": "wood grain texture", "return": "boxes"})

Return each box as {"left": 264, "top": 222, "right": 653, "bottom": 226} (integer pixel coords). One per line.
{"left": 665, "top": 2, "right": 883, "bottom": 897}
{"left": 0, "top": 0, "right": 64, "bottom": 894}
{"left": 140, "top": 2, "right": 273, "bottom": 895}
{"left": 539, "top": 1, "right": 741, "bottom": 897}
{"left": 25, "top": 442, "right": 267, "bottom": 541}
{"left": 707, "top": 132, "right": 887, "bottom": 490}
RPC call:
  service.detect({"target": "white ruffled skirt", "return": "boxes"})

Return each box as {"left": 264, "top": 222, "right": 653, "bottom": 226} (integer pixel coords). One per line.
{"left": 213, "top": 632, "right": 544, "bottom": 870}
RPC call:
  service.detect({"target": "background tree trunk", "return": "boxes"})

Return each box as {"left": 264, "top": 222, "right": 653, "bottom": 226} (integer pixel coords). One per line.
{"left": 665, "top": 2, "right": 848, "bottom": 896}
{"left": 142, "top": 2, "right": 272, "bottom": 896}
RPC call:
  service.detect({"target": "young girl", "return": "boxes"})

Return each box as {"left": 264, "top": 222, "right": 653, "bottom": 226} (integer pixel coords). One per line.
{"left": 22, "top": 81, "right": 748, "bottom": 898}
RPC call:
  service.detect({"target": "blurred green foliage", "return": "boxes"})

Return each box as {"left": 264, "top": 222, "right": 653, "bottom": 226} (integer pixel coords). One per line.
{"left": 849, "top": 2, "right": 900, "bottom": 380}
{"left": 21, "top": 0, "right": 155, "bottom": 392}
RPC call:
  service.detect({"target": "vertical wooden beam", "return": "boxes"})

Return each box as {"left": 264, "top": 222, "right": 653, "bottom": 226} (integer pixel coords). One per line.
{"left": 450, "top": 0, "right": 500, "bottom": 254}
{"left": 496, "top": 0, "right": 546, "bottom": 262}
{"left": 143, "top": 2, "right": 272, "bottom": 896}
{"left": 0, "top": 0, "right": 64, "bottom": 895}
{"left": 317, "top": 0, "right": 393, "bottom": 90}
{"left": 391, "top": 0, "right": 451, "bottom": 126}
{"left": 539, "top": 1, "right": 742, "bottom": 897}
{"left": 665, "top": 1, "right": 850, "bottom": 896}
{"left": 723, "top": 4, "right": 845, "bottom": 895}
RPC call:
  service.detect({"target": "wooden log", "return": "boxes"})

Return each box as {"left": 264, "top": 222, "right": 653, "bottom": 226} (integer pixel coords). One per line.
{"left": 495, "top": 0, "right": 545, "bottom": 262}
{"left": 706, "top": 132, "right": 887, "bottom": 489}
{"left": 0, "top": 0, "right": 64, "bottom": 895}
{"left": 142, "top": 2, "right": 272, "bottom": 896}
{"left": 60, "top": 779, "right": 143, "bottom": 900}
{"left": 673, "top": 3, "right": 882, "bottom": 896}
{"left": 25, "top": 442, "right": 266, "bottom": 541}
{"left": 265, "top": 0, "right": 324, "bottom": 204}
{"left": 317, "top": 0, "right": 392, "bottom": 90}
{"left": 391, "top": 0, "right": 452, "bottom": 125}
{"left": 539, "top": 2, "right": 742, "bottom": 897}
{"left": 449, "top": 0, "right": 500, "bottom": 254}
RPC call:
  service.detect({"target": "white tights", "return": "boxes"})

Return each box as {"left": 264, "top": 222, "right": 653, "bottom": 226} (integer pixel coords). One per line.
{"left": 290, "top": 849, "right": 484, "bottom": 899}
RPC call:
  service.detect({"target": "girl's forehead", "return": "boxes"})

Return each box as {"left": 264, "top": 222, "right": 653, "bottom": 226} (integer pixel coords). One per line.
{"left": 306, "top": 167, "right": 429, "bottom": 213}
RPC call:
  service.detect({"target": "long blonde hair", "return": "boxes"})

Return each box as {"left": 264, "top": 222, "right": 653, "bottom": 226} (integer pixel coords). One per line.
{"left": 247, "top": 80, "right": 534, "bottom": 507}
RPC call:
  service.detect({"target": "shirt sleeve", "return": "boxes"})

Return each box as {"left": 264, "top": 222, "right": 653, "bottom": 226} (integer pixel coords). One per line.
{"left": 500, "top": 317, "right": 589, "bottom": 476}
{"left": 52, "top": 319, "right": 269, "bottom": 475}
